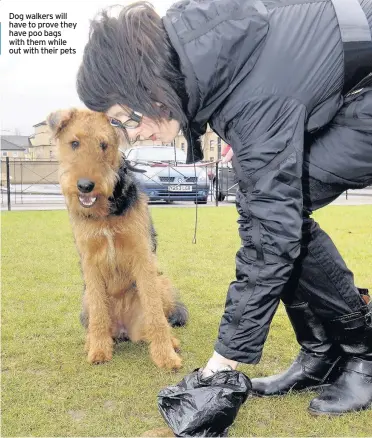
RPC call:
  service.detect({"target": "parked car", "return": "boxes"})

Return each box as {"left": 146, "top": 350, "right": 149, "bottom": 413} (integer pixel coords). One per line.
{"left": 214, "top": 162, "right": 238, "bottom": 201}
{"left": 123, "top": 146, "right": 210, "bottom": 203}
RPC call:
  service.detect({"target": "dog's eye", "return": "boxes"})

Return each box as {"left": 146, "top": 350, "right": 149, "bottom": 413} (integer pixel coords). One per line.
{"left": 100, "top": 142, "right": 108, "bottom": 151}
{"left": 71, "top": 141, "right": 79, "bottom": 150}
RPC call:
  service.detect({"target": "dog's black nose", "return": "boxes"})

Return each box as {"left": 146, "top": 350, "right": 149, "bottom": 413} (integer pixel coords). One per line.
{"left": 77, "top": 179, "right": 95, "bottom": 193}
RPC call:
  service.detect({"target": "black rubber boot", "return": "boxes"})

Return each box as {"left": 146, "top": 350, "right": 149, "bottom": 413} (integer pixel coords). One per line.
{"left": 309, "top": 297, "right": 372, "bottom": 416}
{"left": 251, "top": 298, "right": 341, "bottom": 396}
{"left": 308, "top": 357, "right": 372, "bottom": 415}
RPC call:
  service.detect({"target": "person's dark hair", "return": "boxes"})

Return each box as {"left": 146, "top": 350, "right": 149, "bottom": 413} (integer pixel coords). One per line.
{"left": 77, "top": 2, "right": 188, "bottom": 127}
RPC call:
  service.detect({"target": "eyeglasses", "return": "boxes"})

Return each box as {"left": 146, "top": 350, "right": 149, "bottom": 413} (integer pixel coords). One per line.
{"left": 109, "top": 110, "right": 143, "bottom": 130}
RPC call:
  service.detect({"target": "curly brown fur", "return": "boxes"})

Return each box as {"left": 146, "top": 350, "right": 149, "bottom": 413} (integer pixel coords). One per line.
{"left": 47, "top": 108, "right": 187, "bottom": 369}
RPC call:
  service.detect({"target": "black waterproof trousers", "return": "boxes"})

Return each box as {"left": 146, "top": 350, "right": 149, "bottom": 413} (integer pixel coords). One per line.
{"left": 215, "top": 88, "right": 372, "bottom": 364}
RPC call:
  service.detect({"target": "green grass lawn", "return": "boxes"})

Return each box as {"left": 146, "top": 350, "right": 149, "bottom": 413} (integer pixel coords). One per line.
{"left": 2, "top": 205, "right": 372, "bottom": 437}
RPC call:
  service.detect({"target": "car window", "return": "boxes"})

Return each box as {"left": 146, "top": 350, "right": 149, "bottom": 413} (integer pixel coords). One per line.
{"left": 135, "top": 147, "right": 187, "bottom": 163}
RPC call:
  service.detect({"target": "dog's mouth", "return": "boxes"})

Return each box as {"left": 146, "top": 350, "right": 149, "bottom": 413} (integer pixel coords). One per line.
{"left": 78, "top": 194, "right": 98, "bottom": 208}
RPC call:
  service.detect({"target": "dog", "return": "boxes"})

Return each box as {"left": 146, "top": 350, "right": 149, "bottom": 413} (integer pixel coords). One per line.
{"left": 47, "top": 108, "right": 187, "bottom": 370}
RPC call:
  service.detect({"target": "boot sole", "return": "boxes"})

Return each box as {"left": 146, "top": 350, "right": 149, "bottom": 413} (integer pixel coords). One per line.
{"left": 250, "top": 384, "right": 331, "bottom": 398}
{"left": 308, "top": 403, "right": 372, "bottom": 417}
{"left": 308, "top": 407, "right": 344, "bottom": 417}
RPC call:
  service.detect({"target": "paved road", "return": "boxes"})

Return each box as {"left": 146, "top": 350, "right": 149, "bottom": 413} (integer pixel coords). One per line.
{"left": 1, "top": 185, "right": 371, "bottom": 211}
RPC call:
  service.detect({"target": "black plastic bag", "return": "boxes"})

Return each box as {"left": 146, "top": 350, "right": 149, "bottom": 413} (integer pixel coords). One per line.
{"left": 157, "top": 368, "right": 252, "bottom": 437}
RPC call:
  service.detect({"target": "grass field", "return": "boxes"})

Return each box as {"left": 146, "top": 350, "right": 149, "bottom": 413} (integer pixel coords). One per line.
{"left": 2, "top": 205, "right": 372, "bottom": 437}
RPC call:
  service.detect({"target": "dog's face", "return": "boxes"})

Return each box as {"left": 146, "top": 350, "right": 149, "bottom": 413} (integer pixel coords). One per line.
{"left": 47, "top": 108, "right": 122, "bottom": 217}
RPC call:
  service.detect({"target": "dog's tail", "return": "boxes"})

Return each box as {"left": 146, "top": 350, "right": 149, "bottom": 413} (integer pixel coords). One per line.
{"left": 168, "top": 300, "right": 189, "bottom": 327}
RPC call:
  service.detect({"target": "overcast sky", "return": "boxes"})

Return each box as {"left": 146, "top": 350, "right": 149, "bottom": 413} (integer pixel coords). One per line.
{"left": 0, "top": 0, "right": 174, "bottom": 136}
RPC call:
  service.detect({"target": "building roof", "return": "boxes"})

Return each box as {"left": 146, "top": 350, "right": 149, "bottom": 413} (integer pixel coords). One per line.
{"left": 33, "top": 121, "right": 47, "bottom": 128}
{"left": 1, "top": 135, "right": 31, "bottom": 148}
{"left": 1, "top": 138, "right": 26, "bottom": 151}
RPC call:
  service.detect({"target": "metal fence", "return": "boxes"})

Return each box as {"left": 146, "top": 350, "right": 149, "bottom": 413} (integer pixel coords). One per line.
{"left": 1, "top": 158, "right": 240, "bottom": 210}
{"left": 2, "top": 158, "right": 366, "bottom": 211}
{"left": 1, "top": 158, "right": 63, "bottom": 210}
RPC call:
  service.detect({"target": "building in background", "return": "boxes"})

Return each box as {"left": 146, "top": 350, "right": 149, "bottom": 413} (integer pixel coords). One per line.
{"left": 201, "top": 125, "right": 227, "bottom": 162}
{"left": 28, "top": 119, "right": 228, "bottom": 162}
{"left": 0, "top": 136, "right": 29, "bottom": 159}
{"left": 29, "top": 121, "right": 57, "bottom": 160}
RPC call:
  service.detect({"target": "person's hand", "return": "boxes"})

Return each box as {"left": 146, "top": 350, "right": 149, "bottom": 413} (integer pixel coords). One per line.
{"left": 221, "top": 148, "right": 234, "bottom": 163}
{"left": 202, "top": 351, "right": 239, "bottom": 377}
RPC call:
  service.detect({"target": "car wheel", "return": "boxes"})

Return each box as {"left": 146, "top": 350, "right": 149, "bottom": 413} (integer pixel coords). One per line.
{"left": 194, "top": 200, "right": 207, "bottom": 204}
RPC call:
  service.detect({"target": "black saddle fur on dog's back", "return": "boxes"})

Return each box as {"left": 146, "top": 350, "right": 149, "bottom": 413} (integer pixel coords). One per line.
{"left": 109, "top": 160, "right": 141, "bottom": 216}
{"left": 108, "top": 159, "right": 158, "bottom": 252}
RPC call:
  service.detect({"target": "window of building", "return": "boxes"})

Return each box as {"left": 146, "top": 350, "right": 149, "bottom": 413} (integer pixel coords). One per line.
{"left": 210, "top": 139, "right": 215, "bottom": 151}
{"left": 2, "top": 151, "right": 7, "bottom": 157}
{"left": 13, "top": 152, "right": 18, "bottom": 158}
{"left": 181, "top": 142, "right": 185, "bottom": 151}
{"left": 210, "top": 157, "right": 214, "bottom": 162}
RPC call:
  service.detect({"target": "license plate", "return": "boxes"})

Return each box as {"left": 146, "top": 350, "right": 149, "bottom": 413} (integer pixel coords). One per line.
{"left": 168, "top": 185, "right": 192, "bottom": 192}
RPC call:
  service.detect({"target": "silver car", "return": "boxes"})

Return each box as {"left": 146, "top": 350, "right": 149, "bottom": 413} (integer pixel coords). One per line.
{"left": 123, "top": 146, "right": 210, "bottom": 203}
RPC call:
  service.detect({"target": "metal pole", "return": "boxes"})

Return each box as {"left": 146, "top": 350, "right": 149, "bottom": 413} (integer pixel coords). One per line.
{"left": 13, "top": 158, "right": 17, "bottom": 205}
{"left": 215, "top": 161, "right": 219, "bottom": 206}
{"left": 210, "top": 166, "right": 213, "bottom": 203}
{"left": 226, "top": 164, "right": 229, "bottom": 202}
{"left": 168, "top": 158, "right": 171, "bottom": 202}
{"left": 173, "top": 140, "right": 177, "bottom": 164}
{"left": 21, "top": 160, "right": 23, "bottom": 204}
{"left": 6, "top": 157, "right": 11, "bottom": 211}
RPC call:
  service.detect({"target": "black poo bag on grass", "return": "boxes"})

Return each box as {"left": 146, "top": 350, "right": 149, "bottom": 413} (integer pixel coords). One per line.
{"left": 157, "top": 368, "right": 252, "bottom": 437}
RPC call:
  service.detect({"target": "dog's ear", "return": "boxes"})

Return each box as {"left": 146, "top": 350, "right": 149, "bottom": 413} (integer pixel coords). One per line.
{"left": 47, "top": 109, "right": 75, "bottom": 137}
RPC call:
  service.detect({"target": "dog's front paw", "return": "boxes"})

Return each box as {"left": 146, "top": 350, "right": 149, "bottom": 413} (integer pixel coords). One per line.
{"left": 150, "top": 343, "right": 182, "bottom": 370}
{"left": 171, "top": 336, "right": 181, "bottom": 353}
{"left": 88, "top": 347, "right": 113, "bottom": 364}
{"left": 87, "top": 338, "right": 113, "bottom": 364}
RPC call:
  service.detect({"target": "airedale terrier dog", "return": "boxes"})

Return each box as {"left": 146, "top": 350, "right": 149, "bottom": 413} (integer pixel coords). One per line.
{"left": 47, "top": 108, "right": 187, "bottom": 370}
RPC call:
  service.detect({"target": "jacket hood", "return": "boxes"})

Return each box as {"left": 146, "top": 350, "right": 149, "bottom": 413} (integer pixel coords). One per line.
{"left": 163, "top": 0, "right": 269, "bottom": 162}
